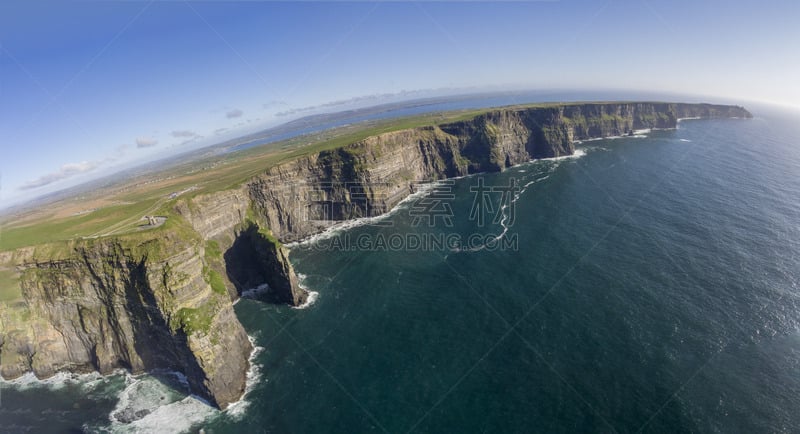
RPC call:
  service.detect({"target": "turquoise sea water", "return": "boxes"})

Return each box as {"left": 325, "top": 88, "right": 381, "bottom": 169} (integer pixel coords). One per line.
{"left": 3, "top": 108, "right": 800, "bottom": 433}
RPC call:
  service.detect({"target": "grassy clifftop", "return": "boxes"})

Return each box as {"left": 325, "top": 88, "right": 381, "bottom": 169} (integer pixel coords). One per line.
{"left": 0, "top": 108, "right": 494, "bottom": 252}
{"left": 0, "top": 101, "right": 751, "bottom": 253}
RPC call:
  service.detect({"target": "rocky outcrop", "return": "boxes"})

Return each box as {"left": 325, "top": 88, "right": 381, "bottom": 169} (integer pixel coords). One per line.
{"left": 174, "top": 188, "right": 250, "bottom": 241}
{"left": 173, "top": 188, "right": 308, "bottom": 305}
{"left": 0, "top": 228, "right": 251, "bottom": 409}
{"left": 0, "top": 102, "right": 751, "bottom": 408}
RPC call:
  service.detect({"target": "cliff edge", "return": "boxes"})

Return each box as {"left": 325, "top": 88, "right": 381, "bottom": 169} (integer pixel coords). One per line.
{"left": 0, "top": 102, "right": 752, "bottom": 408}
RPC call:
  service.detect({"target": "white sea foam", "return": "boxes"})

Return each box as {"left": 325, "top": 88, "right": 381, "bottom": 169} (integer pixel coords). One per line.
{"left": 240, "top": 283, "right": 270, "bottom": 299}
{"left": 0, "top": 370, "right": 118, "bottom": 391}
{"left": 676, "top": 117, "right": 701, "bottom": 129}
{"left": 100, "top": 333, "right": 267, "bottom": 432}
{"left": 575, "top": 132, "right": 652, "bottom": 142}
{"left": 553, "top": 148, "right": 586, "bottom": 160}
{"left": 608, "top": 134, "right": 646, "bottom": 140}
{"left": 101, "top": 370, "right": 216, "bottom": 434}
{"left": 451, "top": 151, "right": 580, "bottom": 254}
{"left": 1, "top": 368, "right": 221, "bottom": 433}
{"left": 295, "top": 288, "right": 318, "bottom": 306}
{"left": 293, "top": 291, "right": 319, "bottom": 310}
{"left": 574, "top": 133, "right": 653, "bottom": 143}
{"left": 291, "top": 273, "right": 320, "bottom": 309}
{"left": 225, "top": 335, "right": 265, "bottom": 420}
{"left": 680, "top": 138, "right": 691, "bottom": 142}
{"left": 109, "top": 395, "right": 215, "bottom": 434}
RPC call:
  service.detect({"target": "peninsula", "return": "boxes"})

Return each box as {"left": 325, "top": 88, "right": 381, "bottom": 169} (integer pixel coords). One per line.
{"left": 0, "top": 102, "right": 752, "bottom": 408}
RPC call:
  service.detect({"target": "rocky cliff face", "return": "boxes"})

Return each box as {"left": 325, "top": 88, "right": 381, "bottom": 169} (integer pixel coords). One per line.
{"left": 0, "top": 102, "right": 751, "bottom": 408}
{"left": 0, "top": 227, "right": 251, "bottom": 409}
{"left": 173, "top": 188, "right": 308, "bottom": 305}
{"left": 246, "top": 102, "right": 752, "bottom": 242}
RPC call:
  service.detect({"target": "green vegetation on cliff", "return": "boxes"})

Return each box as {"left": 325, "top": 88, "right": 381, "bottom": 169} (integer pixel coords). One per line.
{"left": 0, "top": 269, "right": 21, "bottom": 302}
{"left": 175, "top": 303, "right": 216, "bottom": 336}
{"left": 202, "top": 240, "right": 227, "bottom": 295}
{"left": 204, "top": 267, "right": 227, "bottom": 296}
{"left": 205, "top": 240, "right": 222, "bottom": 260}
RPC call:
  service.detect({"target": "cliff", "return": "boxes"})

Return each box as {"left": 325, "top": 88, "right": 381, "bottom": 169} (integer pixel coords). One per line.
{"left": 0, "top": 102, "right": 751, "bottom": 408}
{"left": 247, "top": 102, "right": 752, "bottom": 242}
{"left": 0, "top": 223, "right": 251, "bottom": 409}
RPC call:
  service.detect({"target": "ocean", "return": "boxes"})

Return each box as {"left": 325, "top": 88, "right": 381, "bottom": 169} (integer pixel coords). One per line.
{"left": 2, "top": 106, "right": 800, "bottom": 433}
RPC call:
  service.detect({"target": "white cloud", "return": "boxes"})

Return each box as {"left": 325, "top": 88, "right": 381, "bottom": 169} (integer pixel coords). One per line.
{"left": 263, "top": 100, "right": 288, "bottom": 108}
{"left": 171, "top": 130, "right": 198, "bottom": 138}
{"left": 226, "top": 109, "right": 243, "bottom": 119}
{"left": 19, "top": 160, "right": 101, "bottom": 190}
{"left": 136, "top": 137, "right": 158, "bottom": 148}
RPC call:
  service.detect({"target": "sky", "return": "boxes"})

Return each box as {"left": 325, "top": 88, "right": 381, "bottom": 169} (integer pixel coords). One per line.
{"left": 1, "top": 0, "right": 798, "bottom": 207}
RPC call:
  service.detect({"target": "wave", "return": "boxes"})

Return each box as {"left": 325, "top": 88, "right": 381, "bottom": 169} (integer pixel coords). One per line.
{"left": 0, "top": 370, "right": 120, "bottom": 391}
{"left": 293, "top": 291, "right": 319, "bottom": 309}
{"left": 3, "top": 334, "right": 269, "bottom": 432}
{"left": 75, "top": 369, "right": 214, "bottom": 434}
{"left": 224, "top": 335, "right": 265, "bottom": 421}
{"left": 550, "top": 148, "right": 586, "bottom": 161}
{"left": 573, "top": 131, "right": 655, "bottom": 144}
{"left": 1, "top": 368, "right": 218, "bottom": 433}
{"left": 237, "top": 280, "right": 317, "bottom": 309}
{"left": 98, "top": 332, "right": 266, "bottom": 432}
{"left": 597, "top": 133, "right": 648, "bottom": 140}
{"left": 452, "top": 150, "right": 585, "bottom": 253}
{"left": 293, "top": 273, "right": 320, "bottom": 309}
{"left": 677, "top": 117, "right": 702, "bottom": 130}
{"left": 107, "top": 393, "right": 215, "bottom": 434}
{"left": 239, "top": 283, "right": 270, "bottom": 300}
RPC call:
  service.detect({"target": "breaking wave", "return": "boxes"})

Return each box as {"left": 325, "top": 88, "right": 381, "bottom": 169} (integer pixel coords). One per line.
{"left": 224, "top": 335, "right": 265, "bottom": 421}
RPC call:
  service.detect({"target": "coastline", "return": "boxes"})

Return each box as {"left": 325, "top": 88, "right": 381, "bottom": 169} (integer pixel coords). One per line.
{"left": 0, "top": 101, "right": 753, "bottom": 411}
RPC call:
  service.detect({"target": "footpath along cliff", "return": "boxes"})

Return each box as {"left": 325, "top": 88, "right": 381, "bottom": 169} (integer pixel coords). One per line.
{"left": 0, "top": 102, "right": 752, "bottom": 408}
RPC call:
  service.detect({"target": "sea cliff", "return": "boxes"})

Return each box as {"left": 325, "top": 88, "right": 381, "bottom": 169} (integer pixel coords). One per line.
{"left": 0, "top": 102, "right": 752, "bottom": 408}
{"left": 249, "top": 102, "right": 751, "bottom": 241}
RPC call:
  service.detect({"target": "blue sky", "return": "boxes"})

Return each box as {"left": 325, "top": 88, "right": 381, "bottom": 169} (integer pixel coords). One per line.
{"left": 1, "top": 0, "right": 798, "bottom": 206}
